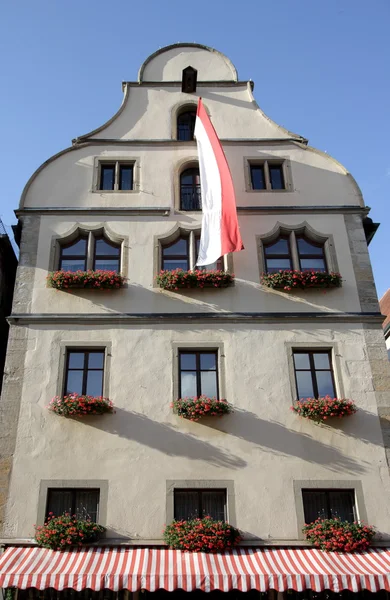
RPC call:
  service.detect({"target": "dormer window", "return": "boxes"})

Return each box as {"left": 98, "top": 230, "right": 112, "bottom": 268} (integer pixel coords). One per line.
{"left": 181, "top": 66, "right": 197, "bottom": 93}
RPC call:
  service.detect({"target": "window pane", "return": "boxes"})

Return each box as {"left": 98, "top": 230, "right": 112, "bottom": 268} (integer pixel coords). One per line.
{"left": 296, "top": 371, "right": 314, "bottom": 399}
{"left": 250, "top": 166, "right": 265, "bottom": 190}
{"left": 177, "top": 112, "right": 196, "bottom": 141}
{"left": 75, "top": 490, "right": 99, "bottom": 521}
{"left": 265, "top": 258, "right": 292, "bottom": 272}
{"left": 297, "top": 238, "right": 324, "bottom": 256}
{"left": 88, "top": 352, "right": 104, "bottom": 369}
{"left": 62, "top": 239, "right": 87, "bottom": 256}
{"left": 162, "top": 259, "right": 189, "bottom": 271}
{"left": 293, "top": 353, "right": 310, "bottom": 369}
{"left": 100, "top": 165, "right": 115, "bottom": 190}
{"left": 180, "top": 372, "right": 197, "bottom": 397}
{"left": 174, "top": 491, "right": 199, "bottom": 520}
{"left": 200, "top": 371, "right": 218, "bottom": 397}
{"left": 164, "top": 238, "right": 188, "bottom": 255}
{"left": 86, "top": 371, "right": 104, "bottom": 397}
{"left": 316, "top": 371, "right": 335, "bottom": 397}
{"left": 201, "top": 491, "right": 226, "bottom": 521}
{"left": 65, "top": 371, "right": 84, "bottom": 395}
{"left": 180, "top": 353, "right": 196, "bottom": 370}
{"left": 95, "top": 239, "right": 120, "bottom": 256}
{"left": 200, "top": 353, "right": 216, "bottom": 370}
{"left": 302, "top": 491, "right": 328, "bottom": 524}
{"left": 269, "top": 166, "right": 284, "bottom": 189}
{"left": 119, "top": 166, "right": 133, "bottom": 190}
{"left": 59, "top": 259, "right": 86, "bottom": 272}
{"left": 329, "top": 491, "right": 355, "bottom": 522}
{"left": 68, "top": 352, "right": 85, "bottom": 369}
{"left": 47, "top": 490, "right": 73, "bottom": 518}
{"left": 264, "top": 239, "right": 289, "bottom": 255}
{"left": 95, "top": 259, "right": 120, "bottom": 272}
{"left": 300, "top": 258, "right": 326, "bottom": 271}
{"left": 313, "top": 353, "right": 330, "bottom": 369}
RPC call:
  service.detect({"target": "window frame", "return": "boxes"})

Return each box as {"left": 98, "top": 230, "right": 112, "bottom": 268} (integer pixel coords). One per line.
{"left": 173, "top": 488, "right": 227, "bottom": 521}
{"left": 172, "top": 342, "right": 226, "bottom": 402}
{"left": 93, "top": 157, "right": 138, "bottom": 193}
{"left": 293, "top": 349, "right": 336, "bottom": 400}
{"left": 92, "top": 235, "right": 121, "bottom": 272}
{"left": 57, "top": 342, "right": 112, "bottom": 399}
{"left": 45, "top": 487, "right": 100, "bottom": 521}
{"left": 180, "top": 167, "right": 202, "bottom": 211}
{"left": 156, "top": 228, "right": 231, "bottom": 275}
{"left": 245, "top": 157, "right": 292, "bottom": 192}
{"left": 263, "top": 235, "right": 293, "bottom": 273}
{"left": 64, "top": 348, "right": 106, "bottom": 397}
{"left": 166, "top": 480, "right": 236, "bottom": 526}
{"left": 37, "top": 480, "right": 108, "bottom": 526}
{"left": 59, "top": 235, "right": 88, "bottom": 272}
{"left": 178, "top": 349, "right": 219, "bottom": 399}
{"left": 177, "top": 110, "right": 197, "bottom": 141}
{"left": 53, "top": 228, "right": 123, "bottom": 274}
{"left": 256, "top": 223, "right": 339, "bottom": 277}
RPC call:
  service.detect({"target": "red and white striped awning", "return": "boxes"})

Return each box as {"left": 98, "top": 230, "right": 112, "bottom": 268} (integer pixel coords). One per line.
{"left": 1, "top": 546, "right": 390, "bottom": 593}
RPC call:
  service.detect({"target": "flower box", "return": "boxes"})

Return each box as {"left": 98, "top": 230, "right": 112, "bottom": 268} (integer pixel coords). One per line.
{"left": 35, "top": 514, "right": 105, "bottom": 550}
{"left": 156, "top": 269, "right": 234, "bottom": 290}
{"left": 48, "top": 394, "right": 114, "bottom": 417}
{"left": 303, "top": 518, "right": 374, "bottom": 552}
{"left": 261, "top": 270, "right": 342, "bottom": 291}
{"left": 163, "top": 517, "right": 241, "bottom": 553}
{"left": 172, "top": 396, "right": 232, "bottom": 422}
{"left": 291, "top": 396, "right": 357, "bottom": 424}
{"left": 47, "top": 270, "right": 125, "bottom": 290}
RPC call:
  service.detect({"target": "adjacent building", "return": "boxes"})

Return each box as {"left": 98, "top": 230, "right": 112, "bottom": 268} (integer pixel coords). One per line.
{"left": 380, "top": 289, "right": 390, "bottom": 359}
{"left": 0, "top": 43, "right": 390, "bottom": 596}
{"left": 0, "top": 219, "right": 17, "bottom": 395}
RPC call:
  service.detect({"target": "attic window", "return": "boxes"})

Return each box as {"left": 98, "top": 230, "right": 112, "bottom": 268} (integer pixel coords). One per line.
{"left": 182, "top": 66, "right": 197, "bottom": 93}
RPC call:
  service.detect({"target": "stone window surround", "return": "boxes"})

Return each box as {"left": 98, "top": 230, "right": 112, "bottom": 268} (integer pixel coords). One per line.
{"left": 244, "top": 156, "right": 293, "bottom": 193}
{"left": 56, "top": 341, "right": 112, "bottom": 398}
{"left": 166, "top": 480, "right": 236, "bottom": 526}
{"left": 49, "top": 223, "right": 128, "bottom": 277}
{"left": 293, "top": 480, "right": 367, "bottom": 539}
{"left": 37, "top": 480, "right": 109, "bottom": 526}
{"left": 172, "top": 341, "right": 226, "bottom": 401}
{"left": 153, "top": 224, "right": 233, "bottom": 284}
{"left": 256, "top": 221, "right": 339, "bottom": 278}
{"left": 170, "top": 100, "right": 211, "bottom": 141}
{"left": 173, "top": 157, "right": 200, "bottom": 213}
{"left": 285, "top": 341, "right": 345, "bottom": 401}
{"left": 92, "top": 156, "right": 140, "bottom": 193}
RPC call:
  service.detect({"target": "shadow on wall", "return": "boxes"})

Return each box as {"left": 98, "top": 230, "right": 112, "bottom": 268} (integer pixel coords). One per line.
{"left": 82, "top": 407, "right": 367, "bottom": 475}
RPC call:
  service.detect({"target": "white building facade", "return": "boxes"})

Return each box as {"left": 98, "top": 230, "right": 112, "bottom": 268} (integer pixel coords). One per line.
{"left": 0, "top": 43, "right": 390, "bottom": 595}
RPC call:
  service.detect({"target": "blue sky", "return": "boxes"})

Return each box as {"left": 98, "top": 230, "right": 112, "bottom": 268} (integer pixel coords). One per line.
{"left": 1, "top": 0, "right": 389, "bottom": 296}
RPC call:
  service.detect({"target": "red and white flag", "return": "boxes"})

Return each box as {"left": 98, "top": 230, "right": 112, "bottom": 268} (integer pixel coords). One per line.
{"left": 195, "top": 98, "right": 244, "bottom": 266}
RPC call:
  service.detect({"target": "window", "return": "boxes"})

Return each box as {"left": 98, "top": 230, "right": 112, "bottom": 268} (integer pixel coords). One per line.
{"left": 293, "top": 350, "right": 336, "bottom": 399}
{"left": 297, "top": 236, "right": 327, "bottom": 272}
{"left": 99, "top": 161, "right": 134, "bottom": 191}
{"left": 179, "top": 350, "right": 219, "bottom": 398}
{"left": 174, "top": 489, "right": 226, "bottom": 521}
{"left": 177, "top": 110, "right": 196, "bottom": 141}
{"left": 263, "top": 236, "right": 292, "bottom": 273}
{"left": 258, "top": 227, "right": 334, "bottom": 275}
{"left": 161, "top": 233, "right": 224, "bottom": 271}
{"left": 302, "top": 489, "right": 356, "bottom": 524}
{"left": 64, "top": 349, "right": 105, "bottom": 396}
{"left": 46, "top": 488, "right": 100, "bottom": 521}
{"left": 58, "top": 231, "right": 121, "bottom": 273}
{"left": 180, "top": 168, "right": 202, "bottom": 210}
{"left": 249, "top": 161, "right": 286, "bottom": 190}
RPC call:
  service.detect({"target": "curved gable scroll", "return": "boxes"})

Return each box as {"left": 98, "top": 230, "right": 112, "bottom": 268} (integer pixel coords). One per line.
{"left": 49, "top": 224, "right": 128, "bottom": 276}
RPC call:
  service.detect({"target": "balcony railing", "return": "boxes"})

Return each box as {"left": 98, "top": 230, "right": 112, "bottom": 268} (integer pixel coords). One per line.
{"left": 180, "top": 185, "right": 202, "bottom": 211}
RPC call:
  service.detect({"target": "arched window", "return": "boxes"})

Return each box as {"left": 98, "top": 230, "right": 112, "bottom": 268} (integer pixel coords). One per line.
{"left": 296, "top": 236, "right": 327, "bottom": 272}
{"left": 161, "top": 232, "right": 224, "bottom": 272}
{"left": 177, "top": 110, "right": 196, "bottom": 141}
{"left": 263, "top": 236, "right": 292, "bottom": 273}
{"left": 180, "top": 168, "right": 201, "bottom": 211}
{"left": 59, "top": 236, "right": 88, "bottom": 272}
{"left": 58, "top": 231, "right": 121, "bottom": 272}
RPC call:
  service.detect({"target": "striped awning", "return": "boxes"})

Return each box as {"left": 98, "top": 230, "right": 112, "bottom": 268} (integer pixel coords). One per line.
{"left": 1, "top": 546, "right": 390, "bottom": 593}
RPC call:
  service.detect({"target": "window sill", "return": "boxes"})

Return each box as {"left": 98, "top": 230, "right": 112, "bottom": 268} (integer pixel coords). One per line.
{"left": 92, "top": 189, "right": 139, "bottom": 194}
{"left": 245, "top": 188, "right": 291, "bottom": 193}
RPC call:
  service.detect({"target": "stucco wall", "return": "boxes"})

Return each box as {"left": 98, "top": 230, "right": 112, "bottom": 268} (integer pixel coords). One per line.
{"left": 3, "top": 322, "right": 390, "bottom": 541}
